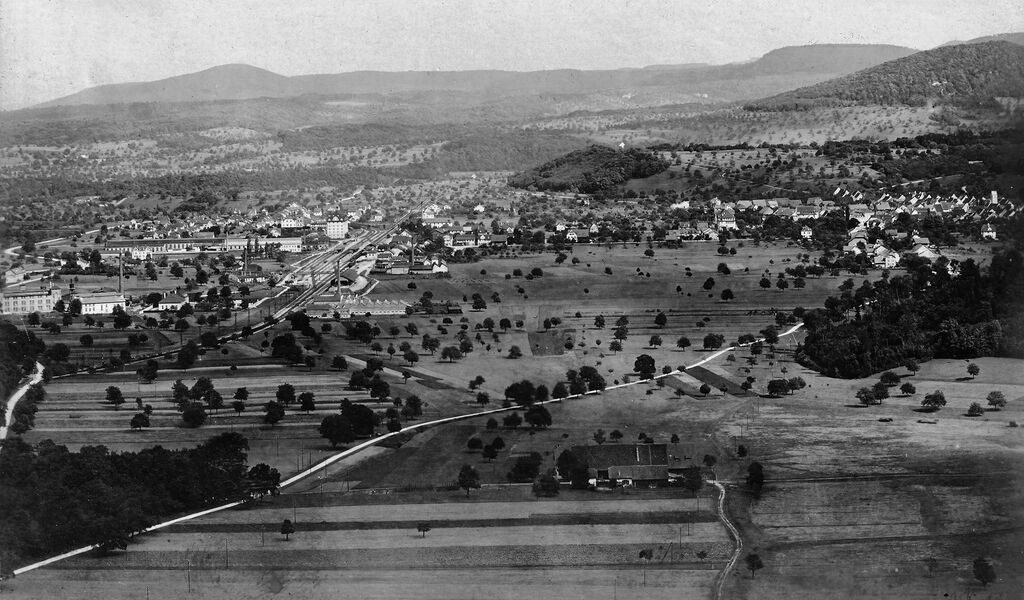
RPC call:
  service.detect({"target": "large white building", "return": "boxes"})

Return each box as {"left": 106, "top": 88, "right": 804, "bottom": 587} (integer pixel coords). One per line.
{"left": 326, "top": 219, "right": 349, "bottom": 240}
{"left": 78, "top": 292, "right": 126, "bottom": 315}
{"left": 0, "top": 288, "right": 61, "bottom": 315}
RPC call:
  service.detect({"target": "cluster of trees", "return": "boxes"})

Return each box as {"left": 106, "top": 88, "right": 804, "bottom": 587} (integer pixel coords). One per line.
{"left": 798, "top": 249, "right": 1024, "bottom": 378}
{"left": 508, "top": 145, "right": 670, "bottom": 193}
{"left": 0, "top": 433, "right": 279, "bottom": 570}
{"left": 346, "top": 357, "right": 392, "bottom": 401}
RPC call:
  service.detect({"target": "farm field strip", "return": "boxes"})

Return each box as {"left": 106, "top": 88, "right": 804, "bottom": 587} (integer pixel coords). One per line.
{"left": 14, "top": 565, "right": 718, "bottom": 600}
{"left": 188, "top": 497, "right": 701, "bottom": 524}
{"left": 167, "top": 511, "right": 718, "bottom": 533}
{"left": 121, "top": 522, "right": 731, "bottom": 551}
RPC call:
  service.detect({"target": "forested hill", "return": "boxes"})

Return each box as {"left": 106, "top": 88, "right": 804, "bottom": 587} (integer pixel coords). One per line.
{"left": 747, "top": 41, "right": 1024, "bottom": 110}
{"left": 507, "top": 145, "right": 669, "bottom": 193}
{"left": 796, "top": 244, "right": 1024, "bottom": 378}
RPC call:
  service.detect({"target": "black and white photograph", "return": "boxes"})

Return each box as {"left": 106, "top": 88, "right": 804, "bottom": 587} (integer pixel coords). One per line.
{"left": 1, "top": 1, "right": 1023, "bottom": 598}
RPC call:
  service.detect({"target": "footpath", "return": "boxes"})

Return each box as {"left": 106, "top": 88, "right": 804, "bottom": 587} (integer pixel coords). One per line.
{"left": 0, "top": 362, "right": 44, "bottom": 441}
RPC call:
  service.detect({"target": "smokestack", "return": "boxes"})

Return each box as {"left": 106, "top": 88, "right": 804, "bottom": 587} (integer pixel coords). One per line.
{"left": 118, "top": 255, "right": 123, "bottom": 294}
{"left": 336, "top": 260, "right": 341, "bottom": 303}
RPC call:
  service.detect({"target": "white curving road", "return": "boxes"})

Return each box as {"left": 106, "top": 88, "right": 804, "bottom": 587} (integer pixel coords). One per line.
{"left": 10, "top": 323, "right": 803, "bottom": 577}
{"left": 0, "top": 362, "right": 44, "bottom": 441}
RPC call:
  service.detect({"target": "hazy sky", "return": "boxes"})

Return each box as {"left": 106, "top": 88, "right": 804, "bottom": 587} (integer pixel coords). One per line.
{"left": 2, "top": 0, "right": 1023, "bottom": 110}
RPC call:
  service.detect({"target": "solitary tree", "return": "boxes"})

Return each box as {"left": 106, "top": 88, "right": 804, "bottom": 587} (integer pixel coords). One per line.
{"left": 900, "top": 382, "right": 916, "bottom": 396}
{"left": 276, "top": 383, "right": 296, "bottom": 405}
{"left": 264, "top": 400, "right": 285, "bottom": 426}
{"left": 745, "top": 553, "right": 764, "bottom": 579}
{"left": 319, "top": 414, "right": 355, "bottom": 448}
{"left": 280, "top": 519, "right": 295, "bottom": 540}
{"left": 457, "top": 464, "right": 481, "bottom": 496}
{"left": 880, "top": 371, "right": 901, "bottom": 387}
{"left": 967, "top": 402, "right": 985, "bottom": 417}
{"left": 417, "top": 522, "right": 431, "bottom": 538}
{"left": 922, "top": 390, "right": 947, "bottom": 412}
{"left": 507, "top": 345, "right": 523, "bottom": 359}
{"left": 654, "top": 312, "right": 667, "bottom": 328}
{"left": 182, "top": 402, "right": 207, "bottom": 428}
{"left": 973, "top": 556, "right": 997, "bottom": 587}
{"left": 967, "top": 363, "right": 980, "bottom": 379}
{"left": 299, "top": 391, "right": 316, "bottom": 413}
{"left": 106, "top": 386, "right": 125, "bottom": 410}
{"left": 676, "top": 336, "right": 691, "bottom": 350}
{"left": 905, "top": 359, "right": 919, "bottom": 376}
{"left": 593, "top": 428, "right": 606, "bottom": 445}
{"left": 440, "top": 346, "right": 462, "bottom": 362}
{"left": 130, "top": 413, "right": 150, "bottom": 430}
{"left": 634, "top": 354, "right": 657, "bottom": 379}
{"left": 987, "top": 391, "right": 1007, "bottom": 410}
{"left": 609, "top": 429, "right": 623, "bottom": 442}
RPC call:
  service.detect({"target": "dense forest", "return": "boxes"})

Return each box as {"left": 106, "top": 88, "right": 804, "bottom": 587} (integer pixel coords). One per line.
{"left": 747, "top": 41, "right": 1024, "bottom": 110}
{"left": 508, "top": 144, "right": 670, "bottom": 193}
{"left": 0, "top": 433, "right": 280, "bottom": 573}
{"left": 797, "top": 244, "right": 1024, "bottom": 378}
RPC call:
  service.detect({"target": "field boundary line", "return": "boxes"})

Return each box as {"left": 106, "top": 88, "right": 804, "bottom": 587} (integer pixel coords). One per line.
{"left": 11, "top": 322, "right": 804, "bottom": 576}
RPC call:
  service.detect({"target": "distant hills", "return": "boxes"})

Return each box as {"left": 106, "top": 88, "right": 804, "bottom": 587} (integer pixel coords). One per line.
{"left": 747, "top": 41, "right": 1024, "bottom": 110}
{"left": 939, "top": 31, "right": 1024, "bottom": 47}
{"left": 32, "top": 44, "right": 918, "bottom": 110}
{"left": 507, "top": 145, "right": 669, "bottom": 193}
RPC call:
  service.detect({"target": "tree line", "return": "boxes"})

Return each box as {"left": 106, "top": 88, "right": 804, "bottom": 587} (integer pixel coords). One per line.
{"left": 0, "top": 432, "right": 279, "bottom": 573}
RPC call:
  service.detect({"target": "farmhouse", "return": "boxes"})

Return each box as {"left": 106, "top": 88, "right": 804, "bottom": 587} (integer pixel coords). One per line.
{"left": 871, "top": 247, "right": 901, "bottom": 269}
{"left": 981, "top": 223, "right": 997, "bottom": 240}
{"left": 566, "top": 228, "right": 591, "bottom": 243}
{"left": 158, "top": 293, "right": 186, "bottom": 311}
{"left": 566, "top": 441, "right": 707, "bottom": 486}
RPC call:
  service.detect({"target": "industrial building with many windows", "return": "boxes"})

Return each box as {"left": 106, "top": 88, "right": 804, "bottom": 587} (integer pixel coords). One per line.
{"left": 0, "top": 288, "right": 61, "bottom": 315}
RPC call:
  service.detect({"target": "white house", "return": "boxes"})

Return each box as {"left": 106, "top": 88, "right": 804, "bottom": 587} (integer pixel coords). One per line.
{"left": 871, "top": 247, "right": 901, "bottom": 269}
{"left": 800, "top": 226, "right": 813, "bottom": 240}
{"left": 326, "top": 219, "right": 349, "bottom": 240}
{"left": 158, "top": 294, "right": 186, "bottom": 311}
{"left": 78, "top": 292, "right": 126, "bottom": 315}
{"left": 981, "top": 223, "right": 997, "bottom": 240}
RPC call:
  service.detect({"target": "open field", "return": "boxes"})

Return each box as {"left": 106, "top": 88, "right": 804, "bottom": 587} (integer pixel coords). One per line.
{"left": 7, "top": 234, "right": 1022, "bottom": 600}
{"left": 716, "top": 356, "right": 1024, "bottom": 600}
{"left": 6, "top": 491, "right": 730, "bottom": 600}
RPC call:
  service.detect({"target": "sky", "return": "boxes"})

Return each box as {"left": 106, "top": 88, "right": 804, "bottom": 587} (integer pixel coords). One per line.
{"left": 2, "top": 0, "right": 1023, "bottom": 110}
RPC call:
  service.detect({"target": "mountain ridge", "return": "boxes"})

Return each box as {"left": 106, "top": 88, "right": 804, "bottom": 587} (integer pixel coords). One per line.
{"left": 32, "top": 43, "right": 918, "bottom": 109}
{"left": 747, "top": 41, "right": 1024, "bottom": 110}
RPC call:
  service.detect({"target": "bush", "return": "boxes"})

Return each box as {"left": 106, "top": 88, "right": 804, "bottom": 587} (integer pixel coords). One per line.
{"left": 967, "top": 402, "right": 985, "bottom": 417}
